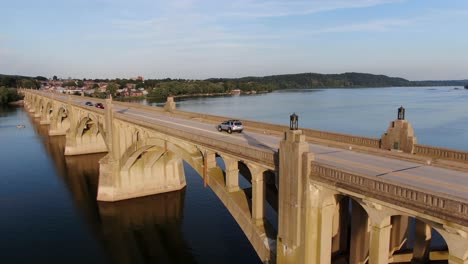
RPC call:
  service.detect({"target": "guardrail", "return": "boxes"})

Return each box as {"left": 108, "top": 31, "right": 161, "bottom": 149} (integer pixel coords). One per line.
{"left": 310, "top": 162, "right": 468, "bottom": 225}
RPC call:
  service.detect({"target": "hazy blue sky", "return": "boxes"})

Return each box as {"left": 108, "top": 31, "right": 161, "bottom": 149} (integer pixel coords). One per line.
{"left": 1, "top": 0, "right": 467, "bottom": 80}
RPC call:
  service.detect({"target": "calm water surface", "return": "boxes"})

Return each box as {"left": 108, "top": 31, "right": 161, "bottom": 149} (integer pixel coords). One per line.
{"left": 1, "top": 86, "right": 466, "bottom": 263}
{"left": 145, "top": 86, "right": 468, "bottom": 151}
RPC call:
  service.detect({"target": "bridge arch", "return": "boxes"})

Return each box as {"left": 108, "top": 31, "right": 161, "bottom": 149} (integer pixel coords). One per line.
{"left": 64, "top": 113, "right": 107, "bottom": 155}
{"left": 49, "top": 106, "right": 70, "bottom": 135}
{"left": 40, "top": 100, "right": 54, "bottom": 124}
{"left": 36, "top": 98, "right": 44, "bottom": 114}
{"left": 121, "top": 137, "right": 204, "bottom": 177}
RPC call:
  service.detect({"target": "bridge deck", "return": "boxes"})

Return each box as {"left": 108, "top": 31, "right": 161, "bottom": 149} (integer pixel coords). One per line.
{"left": 58, "top": 94, "right": 468, "bottom": 201}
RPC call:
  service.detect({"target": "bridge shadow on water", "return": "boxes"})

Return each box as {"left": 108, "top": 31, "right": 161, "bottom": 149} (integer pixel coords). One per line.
{"left": 29, "top": 115, "right": 196, "bottom": 264}
{"left": 29, "top": 112, "right": 261, "bottom": 264}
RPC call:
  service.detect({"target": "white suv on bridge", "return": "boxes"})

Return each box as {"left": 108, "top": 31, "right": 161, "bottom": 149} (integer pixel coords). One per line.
{"left": 217, "top": 120, "right": 244, "bottom": 134}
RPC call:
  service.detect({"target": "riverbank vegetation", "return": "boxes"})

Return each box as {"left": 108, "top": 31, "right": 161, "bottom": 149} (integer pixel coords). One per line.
{"left": 146, "top": 80, "right": 274, "bottom": 98}
{"left": 0, "top": 87, "right": 22, "bottom": 104}
{"left": 2, "top": 72, "right": 468, "bottom": 100}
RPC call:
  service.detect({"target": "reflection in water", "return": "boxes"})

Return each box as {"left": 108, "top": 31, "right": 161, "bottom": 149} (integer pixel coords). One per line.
{"left": 31, "top": 116, "right": 195, "bottom": 264}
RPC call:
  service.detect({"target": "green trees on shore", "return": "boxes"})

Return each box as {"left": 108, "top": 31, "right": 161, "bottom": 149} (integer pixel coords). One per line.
{"left": 0, "top": 87, "right": 22, "bottom": 104}
{"left": 147, "top": 80, "right": 274, "bottom": 98}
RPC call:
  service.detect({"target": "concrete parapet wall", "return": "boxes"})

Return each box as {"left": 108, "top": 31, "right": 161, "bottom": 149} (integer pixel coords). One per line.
{"left": 414, "top": 144, "right": 468, "bottom": 162}
{"left": 309, "top": 162, "right": 468, "bottom": 226}
{"left": 173, "top": 109, "right": 382, "bottom": 147}
{"left": 115, "top": 113, "right": 276, "bottom": 168}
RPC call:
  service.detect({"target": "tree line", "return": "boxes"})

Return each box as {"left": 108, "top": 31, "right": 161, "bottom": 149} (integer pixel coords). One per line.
{"left": 0, "top": 87, "right": 22, "bottom": 104}
{"left": 146, "top": 80, "right": 274, "bottom": 98}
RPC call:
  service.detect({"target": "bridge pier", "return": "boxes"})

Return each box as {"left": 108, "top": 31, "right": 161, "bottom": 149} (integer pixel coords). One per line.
{"left": 304, "top": 185, "right": 338, "bottom": 264}
{"left": 98, "top": 151, "right": 187, "bottom": 202}
{"left": 369, "top": 217, "right": 392, "bottom": 264}
{"left": 277, "top": 129, "right": 309, "bottom": 263}
{"left": 363, "top": 203, "right": 392, "bottom": 264}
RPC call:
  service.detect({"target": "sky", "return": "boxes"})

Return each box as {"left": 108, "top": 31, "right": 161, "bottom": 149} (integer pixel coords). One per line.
{"left": 0, "top": 0, "right": 467, "bottom": 80}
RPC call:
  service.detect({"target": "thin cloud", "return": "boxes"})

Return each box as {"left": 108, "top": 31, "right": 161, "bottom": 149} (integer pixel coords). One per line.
{"left": 224, "top": 0, "right": 404, "bottom": 18}
{"left": 314, "top": 18, "right": 412, "bottom": 34}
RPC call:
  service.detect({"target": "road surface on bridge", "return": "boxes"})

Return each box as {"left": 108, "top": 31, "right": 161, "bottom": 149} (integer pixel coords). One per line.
{"left": 57, "top": 94, "right": 468, "bottom": 200}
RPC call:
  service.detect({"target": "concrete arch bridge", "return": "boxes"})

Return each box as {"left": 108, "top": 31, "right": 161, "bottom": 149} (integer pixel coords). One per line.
{"left": 22, "top": 89, "right": 468, "bottom": 264}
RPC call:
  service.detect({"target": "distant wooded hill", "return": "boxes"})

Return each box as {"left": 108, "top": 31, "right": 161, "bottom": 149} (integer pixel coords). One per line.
{"left": 208, "top": 72, "right": 468, "bottom": 89}
{"left": 1, "top": 72, "right": 467, "bottom": 90}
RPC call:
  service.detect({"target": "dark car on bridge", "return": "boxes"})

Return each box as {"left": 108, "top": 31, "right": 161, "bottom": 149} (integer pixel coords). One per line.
{"left": 217, "top": 120, "right": 243, "bottom": 134}
{"left": 85, "top": 101, "right": 93, "bottom": 106}
{"left": 95, "top": 103, "right": 104, "bottom": 109}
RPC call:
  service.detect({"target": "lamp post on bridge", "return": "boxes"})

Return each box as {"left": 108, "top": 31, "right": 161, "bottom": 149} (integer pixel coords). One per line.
{"left": 397, "top": 106, "right": 405, "bottom": 120}
{"left": 290, "top": 113, "right": 298, "bottom": 130}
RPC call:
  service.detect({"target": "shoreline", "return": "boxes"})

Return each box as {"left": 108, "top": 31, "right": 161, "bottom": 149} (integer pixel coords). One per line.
{"left": 146, "top": 90, "right": 270, "bottom": 100}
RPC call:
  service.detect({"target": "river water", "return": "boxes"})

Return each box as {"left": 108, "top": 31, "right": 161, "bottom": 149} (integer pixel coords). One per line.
{"left": 1, "top": 86, "right": 466, "bottom": 263}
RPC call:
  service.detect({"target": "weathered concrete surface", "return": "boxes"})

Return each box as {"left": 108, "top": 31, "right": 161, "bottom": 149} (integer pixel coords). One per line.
{"left": 23, "top": 90, "right": 468, "bottom": 264}
{"left": 381, "top": 119, "right": 417, "bottom": 154}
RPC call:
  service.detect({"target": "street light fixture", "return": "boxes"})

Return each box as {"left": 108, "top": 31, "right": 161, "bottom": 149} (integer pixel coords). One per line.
{"left": 290, "top": 113, "right": 298, "bottom": 130}
{"left": 397, "top": 106, "right": 405, "bottom": 120}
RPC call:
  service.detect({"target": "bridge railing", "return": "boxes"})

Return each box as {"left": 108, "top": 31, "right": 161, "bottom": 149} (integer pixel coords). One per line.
{"left": 114, "top": 112, "right": 277, "bottom": 168}
{"left": 414, "top": 144, "right": 468, "bottom": 163}
{"left": 172, "top": 109, "right": 382, "bottom": 148}
{"left": 309, "top": 161, "right": 468, "bottom": 226}
{"left": 26, "top": 90, "right": 468, "bottom": 163}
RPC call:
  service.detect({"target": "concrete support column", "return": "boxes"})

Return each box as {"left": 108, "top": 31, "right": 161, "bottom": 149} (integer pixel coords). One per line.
{"left": 369, "top": 216, "right": 392, "bottom": 264}
{"left": 277, "top": 129, "right": 309, "bottom": 264}
{"left": 204, "top": 150, "right": 217, "bottom": 170}
{"left": 224, "top": 156, "right": 239, "bottom": 192}
{"left": 304, "top": 186, "right": 337, "bottom": 264}
{"left": 411, "top": 219, "right": 431, "bottom": 264}
{"left": 251, "top": 166, "right": 266, "bottom": 226}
